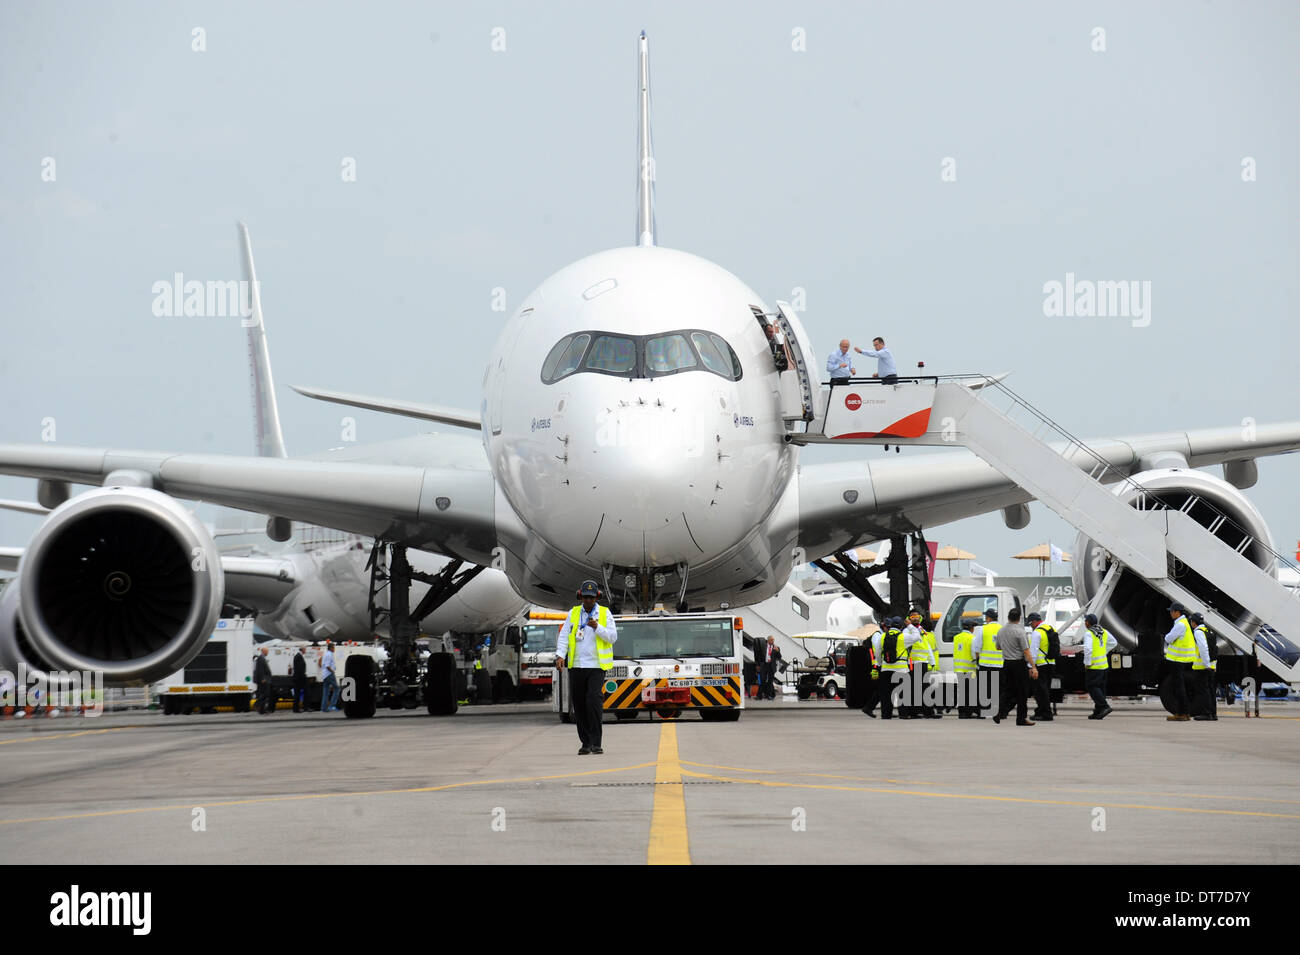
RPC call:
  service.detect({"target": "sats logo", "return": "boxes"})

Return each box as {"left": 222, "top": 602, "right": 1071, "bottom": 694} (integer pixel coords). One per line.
{"left": 844, "top": 393, "right": 862, "bottom": 411}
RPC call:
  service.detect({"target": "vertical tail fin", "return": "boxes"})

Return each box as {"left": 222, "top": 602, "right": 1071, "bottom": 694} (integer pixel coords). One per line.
{"left": 637, "top": 31, "right": 656, "bottom": 247}
{"left": 237, "top": 222, "right": 288, "bottom": 458}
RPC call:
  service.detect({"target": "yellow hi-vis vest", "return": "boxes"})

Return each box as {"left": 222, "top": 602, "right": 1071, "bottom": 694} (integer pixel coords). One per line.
{"left": 908, "top": 629, "right": 936, "bottom": 666}
{"left": 565, "top": 605, "right": 614, "bottom": 671}
{"left": 1087, "top": 627, "right": 1110, "bottom": 670}
{"left": 952, "top": 630, "right": 977, "bottom": 674}
{"left": 1164, "top": 616, "right": 1197, "bottom": 664}
{"left": 879, "top": 629, "right": 909, "bottom": 672}
{"left": 1033, "top": 625, "right": 1055, "bottom": 666}
{"left": 977, "top": 622, "right": 1003, "bottom": 667}
{"left": 1192, "top": 625, "right": 1216, "bottom": 671}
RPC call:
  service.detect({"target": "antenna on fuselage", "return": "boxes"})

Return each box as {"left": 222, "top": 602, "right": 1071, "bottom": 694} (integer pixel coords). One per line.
{"left": 637, "top": 31, "right": 656, "bottom": 248}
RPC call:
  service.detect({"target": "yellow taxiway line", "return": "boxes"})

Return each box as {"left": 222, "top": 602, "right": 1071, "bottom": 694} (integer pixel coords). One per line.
{"left": 646, "top": 723, "right": 691, "bottom": 865}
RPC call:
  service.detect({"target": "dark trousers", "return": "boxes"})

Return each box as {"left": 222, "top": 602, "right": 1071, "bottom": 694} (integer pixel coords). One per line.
{"left": 256, "top": 680, "right": 275, "bottom": 714}
{"left": 292, "top": 680, "right": 307, "bottom": 711}
{"left": 1085, "top": 668, "right": 1108, "bottom": 713}
{"left": 1163, "top": 660, "right": 1193, "bottom": 715}
{"left": 1192, "top": 669, "right": 1217, "bottom": 717}
{"left": 867, "top": 670, "right": 903, "bottom": 718}
{"left": 761, "top": 663, "right": 776, "bottom": 699}
{"left": 978, "top": 666, "right": 1001, "bottom": 715}
{"left": 568, "top": 668, "right": 604, "bottom": 749}
{"left": 956, "top": 671, "right": 979, "bottom": 717}
{"left": 1032, "top": 663, "right": 1055, "bottom": 716}
{"left": 905, "top": 663, "right": 934, "bottom": 717}
{"left": 996, "top": 660, "right": 1031, "bottom": 722}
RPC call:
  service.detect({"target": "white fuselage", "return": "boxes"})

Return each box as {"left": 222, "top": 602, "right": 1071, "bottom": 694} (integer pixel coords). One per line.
{"left": 483, "top": 246, "right": 799, "bottom": 611}
{"left": 253, "top": 542, "right": 526, "bottom": 642}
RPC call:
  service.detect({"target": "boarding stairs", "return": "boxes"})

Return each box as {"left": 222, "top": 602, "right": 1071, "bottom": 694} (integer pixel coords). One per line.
{"left": 793, "top": 375, "right": 1300, "bottom": 682}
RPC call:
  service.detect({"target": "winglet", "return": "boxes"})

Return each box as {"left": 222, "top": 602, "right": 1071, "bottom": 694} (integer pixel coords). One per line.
{"left": 636, "top": 31, "right": 656, "bottom": 247}
{"left": 237, "top": 222, "right": 288, "bottom": 458}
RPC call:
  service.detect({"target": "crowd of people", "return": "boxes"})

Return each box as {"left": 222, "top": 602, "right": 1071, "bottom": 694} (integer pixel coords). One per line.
{"left": 252, "top": 640, "right": 339, "bottom": 715}
{"left": 860, "top": 601, "right": 1220, "bottom": 723}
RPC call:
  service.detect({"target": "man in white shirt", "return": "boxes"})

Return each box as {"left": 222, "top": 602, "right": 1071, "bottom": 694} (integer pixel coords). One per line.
{"left": 826, "top": 339, "right": 856, "bottom": 383}
{"left": 555, "top": 580, "right": 619, "bottom": 754}
{"left": 319, "top": 642, "right": 339, "bottom": 712}
{"left": 854, "top": 337, "right": 898, "bottom": 383}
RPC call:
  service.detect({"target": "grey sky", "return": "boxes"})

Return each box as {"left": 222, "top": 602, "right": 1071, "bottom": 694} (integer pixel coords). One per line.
{"left": 1, "top": 1, "right": 1297, "bottom": 576}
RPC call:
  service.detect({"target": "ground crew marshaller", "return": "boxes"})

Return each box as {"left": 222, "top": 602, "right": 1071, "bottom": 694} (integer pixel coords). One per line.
{"left": 1026, "top": 611, "right": 1055, "bottom": 721}
{"left": 904, "top": 609, "right": 939, "bottom": 718}
{"left": 1082, "top": 613, "right": 1116, "bottom": 720}
{"left": 864, "top": 617, "right": 918, "bottom": 719}
{"left": 969, "top": 609, "right": 1002, "bottom": 718}
{"left": 1191, "top": 612, "right": 1218, "bottom": 721}
{"left": 554, "top": 580, "right": 619, "bottom": 754}
{"left": 1162, "top": 602, "right": 1196, "bottom": 722}
{"left": 953, "top": 619, "right": 980, "bottom": 718}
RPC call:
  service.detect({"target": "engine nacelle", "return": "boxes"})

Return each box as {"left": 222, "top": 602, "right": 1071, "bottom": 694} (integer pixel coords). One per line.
{"left": 15, "top": 486, "right": 224, "bottom": 684}
{"left": 1072, "top": 468, "right": 1274, "bottom": 651}
{"left": 0, "top": 580, "right": 78, "bottom": 692}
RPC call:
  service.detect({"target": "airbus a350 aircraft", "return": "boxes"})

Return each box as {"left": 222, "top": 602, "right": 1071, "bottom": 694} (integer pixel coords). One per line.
{"left": 1, "top": 34, "right": 1297, "bottom": 714}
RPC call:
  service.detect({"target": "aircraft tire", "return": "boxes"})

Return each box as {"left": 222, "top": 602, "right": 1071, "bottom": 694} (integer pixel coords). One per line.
{"left": 343, "top": 655, "right": 377, "bottom": 719}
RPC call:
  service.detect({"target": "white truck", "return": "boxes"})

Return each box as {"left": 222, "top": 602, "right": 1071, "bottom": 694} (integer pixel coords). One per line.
{"left": 153, "top": 617, "right": 257, "bottom": 714}
{"left": 552, "top": 611, "right": 746, "bottom": 722}
{"left": 519, "top": 616, "right": 561, "bottom": 698}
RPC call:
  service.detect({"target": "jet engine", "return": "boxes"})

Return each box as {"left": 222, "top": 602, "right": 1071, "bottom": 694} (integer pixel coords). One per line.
{"left": 8, "top": 486, "right": 224, "bottom": 684}
{"left": 0, "top": 580, "right": 76, "bottom": 691}
{"left": 1072, "top": 468, "right": 1274, "bottom": 650}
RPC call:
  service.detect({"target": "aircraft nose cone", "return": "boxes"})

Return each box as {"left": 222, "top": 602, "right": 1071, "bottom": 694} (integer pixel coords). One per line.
{"left": 588, "top": 404, "right": 711, "bottom": 531}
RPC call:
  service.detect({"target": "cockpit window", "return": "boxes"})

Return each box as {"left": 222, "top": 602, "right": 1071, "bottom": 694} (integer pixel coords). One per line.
{"left": 542, "top": 333, "right": 590, "bottom": 382}
{"left": 539, "top": 329, "right": 742, "bottom": 384}
{"left": 710, "top": 333, "right": 743, "bottom": 380}
{"left": 645, "top": 334, "right": 697, "bottom": 374}
{"left": 691, "top": 332, "right": 729, "bottom": 376}
{"left": 584, "top": 335, "right": 636, "bottom": 373}
{"left": 542, "top": 335, "right": 573, "bottom": 381}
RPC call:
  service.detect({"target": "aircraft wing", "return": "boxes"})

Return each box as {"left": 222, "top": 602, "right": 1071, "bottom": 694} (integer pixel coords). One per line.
{"left": 0, "top": 444, "right": 499, "bottom": 563}
{"left": 0, "top": 498, "right": 49, "bottom": 518}
{"left": 291, "top": 385, "right": 481, "bottom": 431}
{"left": 793, "top": 422, "right": 1300, "bottom": 561}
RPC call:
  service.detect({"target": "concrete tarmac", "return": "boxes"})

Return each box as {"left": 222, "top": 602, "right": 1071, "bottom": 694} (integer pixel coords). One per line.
{"left": 1, "top": 698, "right": 1297, "bottom": 864}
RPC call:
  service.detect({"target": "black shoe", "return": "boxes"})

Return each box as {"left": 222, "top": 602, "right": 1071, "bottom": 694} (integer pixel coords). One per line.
{"left": 992, "top": 714, "right": 1003, "bottom": 724}
{"left": 1193, "top": 714, "right": 1214, "bottom": 721}
{"left": 1096, "top": 706, "right": 1113, "bottom": 720}
{"left": 862, "top": 710, "right": 877, "bottom": 718}
{"left": 591, "top": 746, "right": 604, "bottom": 754}
{"left": 927, "top": 713, "right": 943, "bottom": 719}
{"left": 958, "top": 712, "right": 971, "bottom": 719}
{"left": 1034, "top": 714, "right": 1054, "bottom": 722}
{"left": 578, "top": 747, "right": 591, "bottom": 755}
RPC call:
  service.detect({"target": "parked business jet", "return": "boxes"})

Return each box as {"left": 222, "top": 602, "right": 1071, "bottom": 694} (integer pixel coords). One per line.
{"left": 0, "top": 34, "right": 1296, "bottom": 689}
